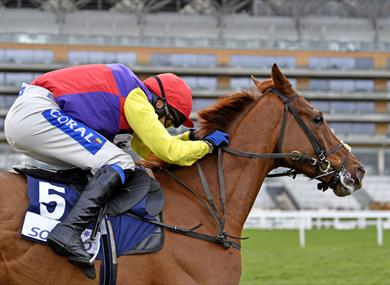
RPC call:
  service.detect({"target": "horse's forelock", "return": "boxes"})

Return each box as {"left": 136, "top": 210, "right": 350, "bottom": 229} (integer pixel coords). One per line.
{"left": 256, "top": 78, "right": 274, "bottom": 93}
{"left": 197, "top": 91, "right": 256, "bottom": 137}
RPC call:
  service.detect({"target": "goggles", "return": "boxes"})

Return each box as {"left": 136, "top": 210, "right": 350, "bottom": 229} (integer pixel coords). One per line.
{"left": 153, "top": 76, "right": 186, "bottom": 128}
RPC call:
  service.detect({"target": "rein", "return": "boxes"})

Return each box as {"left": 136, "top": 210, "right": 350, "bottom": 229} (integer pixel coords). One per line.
{"left": 152, "top": 87, "right": 351, "bottom": 250}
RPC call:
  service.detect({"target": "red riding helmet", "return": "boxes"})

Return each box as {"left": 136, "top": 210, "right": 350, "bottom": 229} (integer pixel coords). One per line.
{"left": 143, "top": 73, "right": 194, "bottom": 128}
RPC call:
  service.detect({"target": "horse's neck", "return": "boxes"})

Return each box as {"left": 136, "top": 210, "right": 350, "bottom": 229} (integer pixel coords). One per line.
{"left": 222, "top": 95, "right": 282, "bottom": 233}
{"left": 158, "top": 95, "right": 282, "bottom": 236}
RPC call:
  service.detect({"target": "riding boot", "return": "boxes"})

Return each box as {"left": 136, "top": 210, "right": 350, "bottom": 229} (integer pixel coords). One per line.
{"left": 47, "top": 165, "right": 123, "bottom": 266}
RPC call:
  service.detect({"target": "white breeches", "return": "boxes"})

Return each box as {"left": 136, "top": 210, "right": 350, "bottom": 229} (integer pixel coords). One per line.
{"left": 4, "top": 83, "right": 135, "bottom": 172}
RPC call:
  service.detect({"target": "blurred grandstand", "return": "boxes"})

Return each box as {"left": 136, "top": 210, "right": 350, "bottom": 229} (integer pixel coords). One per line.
{"left": 0, "top": 0, "right": 389, "bottom": 211}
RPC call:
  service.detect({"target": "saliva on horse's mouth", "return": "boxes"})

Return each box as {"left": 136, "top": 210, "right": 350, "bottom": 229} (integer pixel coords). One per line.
{"left": 316, "top": 168, "right": 361, "bottom": 197}
{"left": 332, "top": 170, "right": 362, "bottom": 197}
{"left": 340, "top": 171, "right": 356, "bottom": 192}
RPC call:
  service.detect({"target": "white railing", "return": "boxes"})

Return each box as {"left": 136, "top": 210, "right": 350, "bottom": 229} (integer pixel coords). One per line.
{"left": 245, "top": 210, "right": 390, "bottom": 247}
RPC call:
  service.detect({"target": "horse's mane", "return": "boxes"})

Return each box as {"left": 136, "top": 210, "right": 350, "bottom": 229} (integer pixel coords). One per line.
{"left": 196, "top": 90, "right": 256, "bottom": 138}
{"left": 139, "top": 78, "right": 274, "bottom": 168}
{"left": 196, "top": 78, "right": 276, "bottom": 137}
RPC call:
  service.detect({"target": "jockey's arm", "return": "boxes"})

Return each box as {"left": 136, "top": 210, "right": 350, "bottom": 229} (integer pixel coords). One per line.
{"left": 131, "top": 132, "right": 190, "bottom": 159}
{"left": 124, "top": 88, "right": 210, "bottom": 166}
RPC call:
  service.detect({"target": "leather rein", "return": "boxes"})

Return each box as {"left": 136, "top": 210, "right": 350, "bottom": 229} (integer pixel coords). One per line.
{"left": 154, "top": 87, "right": 351, "bottom": 250}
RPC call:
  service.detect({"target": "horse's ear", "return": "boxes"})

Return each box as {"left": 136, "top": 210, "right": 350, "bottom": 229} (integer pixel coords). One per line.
{"left": 271, "top": 63, "right": 294, "bottom": 95}
{"left": 251, "top": 75, "right": 261, "bottom": 86}
{"left": 251, "top": 75, "right": 273, "bottom": 93}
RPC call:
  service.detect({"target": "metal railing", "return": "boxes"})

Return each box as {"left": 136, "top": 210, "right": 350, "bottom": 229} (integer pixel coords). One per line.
{"left": 245, "top": 210, "right": 390, "bottom": 247}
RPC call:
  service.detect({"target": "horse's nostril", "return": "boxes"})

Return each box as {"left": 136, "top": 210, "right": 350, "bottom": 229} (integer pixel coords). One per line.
{"left": 356, "top": 166, "right": 366, "bottom": 183}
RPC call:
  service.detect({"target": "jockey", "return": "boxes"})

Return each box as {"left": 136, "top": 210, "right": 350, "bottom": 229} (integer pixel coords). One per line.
{"left": 4, "top": 63, "right": 229, "bottom": 267}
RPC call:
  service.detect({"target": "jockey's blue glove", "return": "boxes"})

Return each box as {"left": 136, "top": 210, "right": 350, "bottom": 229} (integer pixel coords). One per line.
{"left": 203, "top": 130, "right": 229, "bottom": 151}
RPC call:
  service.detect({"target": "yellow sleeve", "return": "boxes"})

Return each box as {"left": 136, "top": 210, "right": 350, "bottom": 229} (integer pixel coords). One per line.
{"left": 131, "top": 132, "right": 190, "bottom": 160}
{"left": 125, "top": 88, "right": 209, "bottom": 166}
{"left": 174, "top": 131, "right": 190, "bottom": 141}
{"left": 130, "top": 133, "right": 152, "bottom": 160}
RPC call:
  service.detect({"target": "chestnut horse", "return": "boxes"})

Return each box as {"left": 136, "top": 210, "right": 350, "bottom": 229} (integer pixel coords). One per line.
{"left": 0, "top": 64, "right": 364, "bottom": 285}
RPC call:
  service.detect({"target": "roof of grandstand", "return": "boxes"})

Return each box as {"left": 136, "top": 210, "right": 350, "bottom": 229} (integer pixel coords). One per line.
{"left": 1, "top": 0, "right": 390, "bottom": 51}
{"left": 1, "top": 0, "right": 390, "bottom": 18}
{"left": 0, "top": 0, "right": 390, "bottom": 51}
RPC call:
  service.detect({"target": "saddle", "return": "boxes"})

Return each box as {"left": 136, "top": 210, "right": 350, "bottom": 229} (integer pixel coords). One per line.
{"left": 16, "top": 165, "right": 165, "bottom": 250}
{"left": 16, "top": 166, "right": 165, "bottom": 280}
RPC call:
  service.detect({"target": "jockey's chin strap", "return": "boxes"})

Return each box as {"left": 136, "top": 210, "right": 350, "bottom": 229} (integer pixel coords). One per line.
{"left": 155, "top": 87, "right": 351, "bottom": 250}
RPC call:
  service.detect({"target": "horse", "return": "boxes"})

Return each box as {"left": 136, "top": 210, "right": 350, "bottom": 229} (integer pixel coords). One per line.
{"left": 0, "top": 64, "right": 365, "bottom": 285}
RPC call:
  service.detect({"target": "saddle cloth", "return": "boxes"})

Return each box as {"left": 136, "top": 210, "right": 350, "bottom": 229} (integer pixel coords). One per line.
{"left": 18, "top": 167, "right": 165, "bottom": 257}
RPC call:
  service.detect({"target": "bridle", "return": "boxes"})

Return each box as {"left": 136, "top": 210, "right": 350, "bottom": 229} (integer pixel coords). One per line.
{"left": 221, "top": 87, "right": 351, "bottom": 190}
{"left": 266, "top": 87, "right": 351, "bottom": 191}
{"left": 153, "top": 87, "right": 352, "bottom": 249}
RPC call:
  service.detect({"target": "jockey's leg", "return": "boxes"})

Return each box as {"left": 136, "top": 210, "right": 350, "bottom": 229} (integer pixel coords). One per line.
{"left": 5, "top": 83, "right": 135, "bottom": 266}
{"left": 47, "top": 164, "right": 126, "bottom": 266}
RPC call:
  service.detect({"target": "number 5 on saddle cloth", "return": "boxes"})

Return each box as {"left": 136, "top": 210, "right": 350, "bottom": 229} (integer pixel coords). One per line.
{"left": 17, "top": 167, "right": 165, "bottom": 262}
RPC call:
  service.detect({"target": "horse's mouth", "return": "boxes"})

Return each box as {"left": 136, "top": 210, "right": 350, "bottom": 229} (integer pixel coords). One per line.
{"left": 332, "top": 170, "right": 362, "bottom": 197}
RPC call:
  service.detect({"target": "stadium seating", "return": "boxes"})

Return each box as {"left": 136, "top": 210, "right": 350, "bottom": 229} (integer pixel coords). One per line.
{"left": 362, "top": 176, "right": 390, "bottom": 201}
{"left": 258, "top": 151, "right": 390, "bottom": 213}
{"left": 0, "top": 49, "right": 54, "bottom": 64}
{"left": 223, "top": 15, "right": 297, "bottom": 41}
{"left": 301, "top": 17, "right": 374, "bottom": 43}
{"left": 62, "top": 11, "right": 120, "bottom": 37}
{"left": 255, "top": 176, "right": 390, "bottom": 211}
{"left": 144, "top": 13, "right": 218, "bottom": 39}
{"left": 0, "top": 8, "right": 385, "bottom": 46}
{"left": 378, "top": 18, "right": 390, "bottom": 42}
{"left": 0, "top": 9, "right": 58, "bottom": 35}
{"left": 0, "top": 2, "right": 388, "bottom": 212}
{"left": 68, "top": 51, "right": 137, "bottom": 65}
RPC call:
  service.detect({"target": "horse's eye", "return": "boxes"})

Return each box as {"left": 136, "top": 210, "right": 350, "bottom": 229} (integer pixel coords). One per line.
{"left": 313, "top": 114, "right": 324, "bottom": 125}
